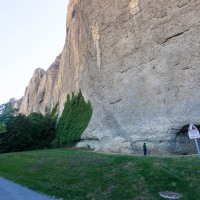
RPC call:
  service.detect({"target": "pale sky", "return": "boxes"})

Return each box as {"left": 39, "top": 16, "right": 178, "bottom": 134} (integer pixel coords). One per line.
{"left": 0, "top": 0, "right": 69, "bottom": 105}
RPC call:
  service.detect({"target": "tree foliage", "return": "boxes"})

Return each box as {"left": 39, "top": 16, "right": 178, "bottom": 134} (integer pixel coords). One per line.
{"left": 0, "top": 124, "right": 7, "bottom": 134}
{"left": 50, "top": 102, "right": 59, "bottom": 120}
{"left": 27, "top": 113, "right": 56, "bottom": 149}
{"left": 0, "top": 102, "right": 14, "bottom": 135}
{"left": 53, "top": 90, "right": 93, "bottom": 147}
{"left": 0, "top": 114, "right": 33, "bottom": 152}
{"left": 0, "top": 102, "right": 17, "bottom": 123}
{"left": 0, "top": 102, "right": 58, "bottom": 153}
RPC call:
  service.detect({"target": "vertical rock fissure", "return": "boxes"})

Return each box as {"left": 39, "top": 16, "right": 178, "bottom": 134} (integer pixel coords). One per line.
{"left": 92, "top": 22, "right": 101, "bottom": 72}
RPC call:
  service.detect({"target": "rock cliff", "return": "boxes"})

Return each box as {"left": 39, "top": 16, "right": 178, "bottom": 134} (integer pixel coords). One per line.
{"left": 20, "top": 0, "right": 200, "bottom": 155}
{"left": 19, "top": 54, "right": 62, "bottom": 115}
{"left": 9, "top": 98, "right": 22, "bottom": 110}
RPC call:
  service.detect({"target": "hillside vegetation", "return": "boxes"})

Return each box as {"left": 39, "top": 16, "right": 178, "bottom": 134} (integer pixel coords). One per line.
{"left": 0, "top": 90, "right": 92, "bottom": 152}
{"left": 53, "top": 90, "right": 92, "bottom": 147}
{"left": 0, "top": 103, "right": 56, "bottom": 152}
{"left": 0, "top": 149, "right": 199, "bottom": 200}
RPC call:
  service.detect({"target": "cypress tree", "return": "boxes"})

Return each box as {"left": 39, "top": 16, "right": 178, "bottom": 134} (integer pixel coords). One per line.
{"left": 54, "top": 90, "right": 92, "bottom": 147}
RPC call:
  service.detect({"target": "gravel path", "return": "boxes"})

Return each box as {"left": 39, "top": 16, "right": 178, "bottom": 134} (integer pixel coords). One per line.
{"left": 0, "top": 176, "right": 60, "bottom": 200}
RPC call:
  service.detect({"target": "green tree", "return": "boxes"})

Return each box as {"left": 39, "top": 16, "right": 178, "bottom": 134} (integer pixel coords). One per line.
{"left": 0, "top": 114, "right": 33, "bottom": 152}
{"left": 54, "top": 90, "right": 92, "bottom": 147}
{"left": 0, "top": 102, "right": 58, "bottom": 153}
{"left": 50, "top": 102, "right": 59, "bottom": 120}
{"left": 0, "top": 102, "right": 18, "bottom": 122}
{"left": 27, "top": 112, "right": 56, "bottom": 149}
{"left": 0, "top": 102, "right": 15, "bottom": 140}
{"left": 0, "top": 124, "right": 6, "bottom": 134}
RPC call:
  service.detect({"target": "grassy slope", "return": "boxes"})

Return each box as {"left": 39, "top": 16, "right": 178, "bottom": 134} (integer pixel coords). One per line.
{"left": 0, "top": 149, "right": 199, "bottom": 200}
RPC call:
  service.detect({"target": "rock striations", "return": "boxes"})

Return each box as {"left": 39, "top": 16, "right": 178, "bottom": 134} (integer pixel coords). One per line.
{"left": 19, "top": 0, "right": 200, "bottom": 155}
{"left": 20, "top": 54, "right": 62, "bottom": 115}
{"left": 9, "top": 98, "right": 22, "bottom": 110}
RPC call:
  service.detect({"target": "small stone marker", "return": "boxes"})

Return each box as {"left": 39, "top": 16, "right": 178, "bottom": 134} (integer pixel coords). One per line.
{"left": 159, "top": 191, "right": 182, "bottom": 199}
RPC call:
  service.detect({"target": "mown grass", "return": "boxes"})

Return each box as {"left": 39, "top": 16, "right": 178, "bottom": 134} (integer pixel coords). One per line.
{"left": 0, "top": 149, "right": 199, "bottom": 200}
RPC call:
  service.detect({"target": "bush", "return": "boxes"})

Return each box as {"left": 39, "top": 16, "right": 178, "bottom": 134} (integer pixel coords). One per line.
{"left": 27, "top": 112, "right": 56, "bottom": 149}
{"left": 53, "top": 90, "right": 92, "bottom": 147}
{"left": 0, "top": 114, "right": 33, "bottom": 152}
{"left": 0, "top": 124, "right": 6, "bottom": 134}
{"left": 0, "top": 102, "right": 58, "bottom": 153}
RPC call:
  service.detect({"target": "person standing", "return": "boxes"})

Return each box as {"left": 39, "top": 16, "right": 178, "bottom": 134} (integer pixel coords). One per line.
{"left": 143, "top": 143, "right": 147, "bottom": 156}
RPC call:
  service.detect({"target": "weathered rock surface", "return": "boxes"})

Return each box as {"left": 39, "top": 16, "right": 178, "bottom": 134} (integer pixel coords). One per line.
{"left": 20, "top": 0, "right": 200, "bottom": 155}
{"left": 9, "top": 98, "right": 22, "bottom": 110}
{"left": 19, "top": 68, "right": 45, "bottom": 115}
{"left": 19, "top": 54, "right": 62, "bottom": 115}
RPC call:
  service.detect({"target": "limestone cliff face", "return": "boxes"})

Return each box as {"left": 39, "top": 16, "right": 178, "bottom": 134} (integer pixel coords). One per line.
{"left": 20, "top": 54, "right": 61, "bottom": 115}
{"left": 20, "top": 0, "right": 200, "bottom": 155}
{"left": 20, "top": 68, "right": 45, "bottom": 115}
{"left": 9, "top": 98, "right": 22, "bottom": 110}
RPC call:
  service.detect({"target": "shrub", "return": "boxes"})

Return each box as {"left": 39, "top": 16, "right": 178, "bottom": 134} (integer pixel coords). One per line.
{"left": 0, "top": 114, "right": 33, "bottom": 152}
{"left": 53, "top": 90, "right": 92, "bottom": 147}
{"left": 27, "top": 112, "right": 56, "bottom": 149}
{"left": 0, "top": 102, "right": 58, "bottom": 153}
{"left": 0, "top": 124, "right": 6, "bottom": 134}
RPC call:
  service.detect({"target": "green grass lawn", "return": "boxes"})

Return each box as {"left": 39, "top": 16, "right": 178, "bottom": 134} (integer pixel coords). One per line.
{"left": 0, "top": 149, "right": 199, "bottom": 200}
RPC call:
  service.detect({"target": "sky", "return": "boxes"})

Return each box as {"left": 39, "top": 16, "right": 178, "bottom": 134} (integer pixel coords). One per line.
{"left": 0, "top": 0, "right": 69, "bottom": 105}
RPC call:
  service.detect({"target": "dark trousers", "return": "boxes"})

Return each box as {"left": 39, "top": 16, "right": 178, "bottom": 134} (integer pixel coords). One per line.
{"left": 144, "top": 149, "right": 147, "bottom": 155}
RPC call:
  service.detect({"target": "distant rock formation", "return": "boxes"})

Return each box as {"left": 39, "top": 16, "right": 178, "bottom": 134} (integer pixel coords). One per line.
{"left": 9, "top": 98, "right": 22, "bottom": 110}
{"left": 19, "top": 0, "right": 200, "bottom": 155}
{"left": 20, "top": 54, "right": 61, "bottom": 115}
